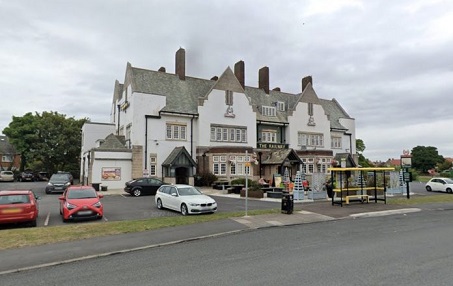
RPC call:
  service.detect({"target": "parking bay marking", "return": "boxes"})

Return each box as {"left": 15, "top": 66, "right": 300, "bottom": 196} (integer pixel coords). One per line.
{"left": 44, "top": 212, "right": 51, "bottom": 226}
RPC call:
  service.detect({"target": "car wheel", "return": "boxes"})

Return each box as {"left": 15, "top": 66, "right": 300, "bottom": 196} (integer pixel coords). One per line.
{"left": 181, "top": 203, "right": 188, "bottom": 216}
{"left": 97, "top": 216, "right": 103, "bottom": 220}
{"left": 426, "top": 186, "right": 432, "bottom": 192}
{"left": 30, "top": 220, "right": 37, "bottom": 227}
{"left": 46, "top": 190, "right": 51, "bottom": 194}
{"left": 156, "top": 198, "right": 163, "bottom": 209}
{"left": 132, "top": 188, "right": 142, "bottom": 197}
{"left": 447, "top": 188, "right": 452, "bottom": 194}
{"left": 62, "top": 216, "right": 68, "bottom": 223}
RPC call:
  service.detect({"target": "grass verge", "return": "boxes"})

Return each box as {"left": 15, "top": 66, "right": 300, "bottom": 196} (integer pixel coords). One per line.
{"left": 0, "top": 209, "right": 279, "bottom": 250}
{"left": 388, "top": 194, "right": 453, "bottom": 205}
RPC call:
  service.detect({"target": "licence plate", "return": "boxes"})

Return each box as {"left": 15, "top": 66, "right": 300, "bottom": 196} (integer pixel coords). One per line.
{"left": 78, "top": 211, "right": 92, "bottom": 215}
{"left": 2, "top": 208, "right": 21, "bottom": 214}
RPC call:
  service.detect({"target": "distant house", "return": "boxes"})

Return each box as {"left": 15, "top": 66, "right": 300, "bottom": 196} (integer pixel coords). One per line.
{"left": 386, "top": 158, "right": 401, "bottom": 167}
{"left": 0, "top": 135, "right": 21, "bottom": 171}
{"left": 80, "top": 48, "right": 357, "bottom": 188}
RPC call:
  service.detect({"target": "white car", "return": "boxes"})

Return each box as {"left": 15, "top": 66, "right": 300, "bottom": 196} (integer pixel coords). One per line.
{"left": 0, "top": 171, "right": 15, "bottom": 182}
{"left": 425, "top": 177, "right": 453, "bottom": 193}
{"left": 155, "top": 184, "right": 217, "bottom": 215}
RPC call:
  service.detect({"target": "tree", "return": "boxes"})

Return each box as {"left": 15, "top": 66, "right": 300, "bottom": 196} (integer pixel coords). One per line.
{"left": 3, "top": 112, "right": 88, "bottom": 177}
{"left": 411, "top": 146, "right": 443, "bottom": 173}
{"left": 356, "top": 138, "right": 372, "bottom": 167}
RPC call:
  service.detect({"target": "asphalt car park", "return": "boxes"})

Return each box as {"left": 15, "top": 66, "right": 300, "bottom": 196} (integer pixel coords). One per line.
{"left": 0, "top": 180, "right": 436, "bottom": 229}
{"left": 0, "top": 181, "right": 281, "bottom": 228}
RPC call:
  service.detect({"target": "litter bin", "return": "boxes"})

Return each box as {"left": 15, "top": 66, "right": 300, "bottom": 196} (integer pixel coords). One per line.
{"left": 92, "top": 183, "right": 100, "bottom": 192}
{"left": 281, "top": 192, "right": 294, "bottom": 214}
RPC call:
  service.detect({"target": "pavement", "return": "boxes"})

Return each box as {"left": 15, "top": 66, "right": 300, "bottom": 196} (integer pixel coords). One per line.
{"left": 0, "top": 186, "right": 421, "bottom": 275}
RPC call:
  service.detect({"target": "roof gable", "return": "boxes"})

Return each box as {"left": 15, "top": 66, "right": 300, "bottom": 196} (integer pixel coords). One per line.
{"left": 211, "top": 67, "right": 245, "bottom": 93}
{"left": 162, "top": 146, "right": 197, "bottom": 167}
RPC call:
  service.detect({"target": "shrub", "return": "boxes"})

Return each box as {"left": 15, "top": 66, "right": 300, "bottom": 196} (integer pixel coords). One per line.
{"left": 194, "top": 172, "right": 218, "bottom": 186}
{"left": 230, "top": 178, "right": 261, "bottom": 191}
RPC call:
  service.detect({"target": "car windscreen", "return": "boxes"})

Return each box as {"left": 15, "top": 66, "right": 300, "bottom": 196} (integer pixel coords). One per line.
{"left": 444, "top": 178, "right": 453, "bottom": 184}
{"left": 0, "top": 195, "right": 31, "bottom": 205}
{"left": 67, "top": 189, "right": 97, "bottom": 199}
{"left": 177, "top": 187, "right": 202, "bottom": 196}
{"left": 50, "top": 174, "right": 70, "bottom": 181}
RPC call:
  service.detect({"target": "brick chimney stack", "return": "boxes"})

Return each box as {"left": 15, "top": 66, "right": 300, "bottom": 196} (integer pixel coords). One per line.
{"left": 175, "top": 48, "right": 185, "bottom": 80}
{"left": 259, "top": 66, "right": 269, "bottom": 94}
{"left": 234, "top": 60, "right": 245, "bottom": 89}
{"left": 302, "top": 76, "right": 313, "bottom": 92}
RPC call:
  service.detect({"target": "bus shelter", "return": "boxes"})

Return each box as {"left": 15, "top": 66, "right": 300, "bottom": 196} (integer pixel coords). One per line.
{"left": 328, "top": 167, "right": 395, "bottom": 207}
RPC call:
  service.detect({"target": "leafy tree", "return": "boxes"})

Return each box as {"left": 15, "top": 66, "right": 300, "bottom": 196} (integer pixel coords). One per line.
{"left": 356, "top": 138, "right": 372, "bottom": 167}
{"left": 3, "top": 112, "right": 88, "bottom": 177}
{"left": 411, "top": 146, "right": 443, "bottom": 173}
{"left": 437, "top": 159, "right": 452, "bottom": 172}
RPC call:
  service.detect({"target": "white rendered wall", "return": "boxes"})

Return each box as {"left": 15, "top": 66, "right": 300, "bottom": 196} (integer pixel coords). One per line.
{"left": 91, "top": 150, "right": 132, "bottom": 189}
{"left": 287, "top": 102, "right": 331, "bottom": 150}
{"left": 197, "top": 89, "right": 256, "bottom": 147}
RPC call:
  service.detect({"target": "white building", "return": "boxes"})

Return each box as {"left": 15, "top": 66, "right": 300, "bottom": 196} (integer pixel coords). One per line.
{"left": 81, "top": 48, "right": 356, "bottom": 189}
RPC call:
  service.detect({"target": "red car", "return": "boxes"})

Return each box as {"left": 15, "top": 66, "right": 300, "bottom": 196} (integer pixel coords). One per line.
{"left": 59, "top": 186, "right": 104, "bottom": 222}
{"left": 0, "top": 190, "right": 39, "bottom": 227}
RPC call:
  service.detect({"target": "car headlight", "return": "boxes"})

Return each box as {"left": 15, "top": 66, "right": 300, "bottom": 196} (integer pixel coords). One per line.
{"left": 64, "top": 182, "right": 71, "bottom": 187}
{"left": 65, "top": 202, "right": 77, "bottom": 210}
{"left": 92, "top": 201, "right": 102, "bottom": 208}
{"left": 189, "top": 203, "right": 200, "bottom": 207}
{"left": 47, "top": 182, "right": 54, "bottom": 187}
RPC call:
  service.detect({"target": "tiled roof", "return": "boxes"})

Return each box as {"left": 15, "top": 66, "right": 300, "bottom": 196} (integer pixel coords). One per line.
{"left": 121, "top": 63, "right": 353, "bottom": 129}
{"left": 0, "top": 136, "right": 16, "bottom": 154}
{"left": 162, "top": 146, "right": 197, "bottom": 167}
{"left": 96, "top": 134, "right": 129, "bottom": 151}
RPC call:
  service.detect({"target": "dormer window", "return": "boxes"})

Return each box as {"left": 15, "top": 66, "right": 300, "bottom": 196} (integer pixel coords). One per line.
{"left": 277, "top": 101, "right": 285, "bottom": 111}
{"left": 261, "top": 106, "right": 276, "bottom": 117}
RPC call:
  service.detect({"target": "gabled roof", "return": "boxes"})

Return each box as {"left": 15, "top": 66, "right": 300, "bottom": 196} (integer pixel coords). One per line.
{"left": 129, "top": 66, "right": 214, "bottom": 114}
{"left": 334, "top": 153, "right": 357, "bottom": 167}
{"left": 261, "top": 149, "right": 303, "bottom": 165}
{"left": 0, "top": 136, "right": 16, "bottom": 154}
{"left": 95, "top": 134, "right": 129, "bottom": 151}
{"left": 318, "top": 98, "right": 352, "bottom": 131}
{"left": 162, "top": 146, "right": 197, "bottom": 167}
{"left": 116, "top": 61, "right": 353, "bottom": 130}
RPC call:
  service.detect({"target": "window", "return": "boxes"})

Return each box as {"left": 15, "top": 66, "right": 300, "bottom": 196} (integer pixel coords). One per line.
{"left": 308, "top": 103, "right": 314, "bottom": 116}
{"left": 166, "top": 123, "right": 187, "bottom": 140}
{"left": 2, "top": 155, "right": 13, "bottom": 162}
{"left": 210, "top": 125, "right": 247, "bottom": 143}
{"left": 150, "top": 155, "right": 157, "bottom": 176}
{"left": 261, "top": 106, "right": 276, "bottom": 117}
{"left": 213, "top": 156, "right": 226, "bottom": 175}
{"left": 298, "top": 132, "right": 324, "bottom": 147}
{"left": 225, "top": 90, "right": 233, "bottom": 105}
{"left": 331, "top": 137, "right": 342, "bottom": 149}
{"left": 229, "top": 155, "right": 252, "bottom": 176}
{"left": 277, "top": 101, "right": 285, "bottom": 111}
{"left": 126, "top": 124, "right": 132, "bottom": 141}
{"left": 261, "top": 130, "right": 277, "bottom": 143}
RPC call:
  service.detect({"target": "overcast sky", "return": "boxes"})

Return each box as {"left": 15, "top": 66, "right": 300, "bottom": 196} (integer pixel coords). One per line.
{"left": 1, "top": 0, "right": 452, "bottom": 161}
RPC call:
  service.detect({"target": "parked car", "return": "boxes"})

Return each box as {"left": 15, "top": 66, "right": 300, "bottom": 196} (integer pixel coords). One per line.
{"left": 59, "top": 186, "right": 103, "bottom": 222}
{"left": 155, "top": 184, "right": 217, "bottom": 215}
{"left": 124, "top": 177, "right": 164, "bottom": 197}
{"left": 45, "top": 173, "right": 72, "bottom": 194}
{"left": 18, "top": 170, "right": 34, "bottom": 182}
{"left": 425, "top": 177, "right": 453, "bottom": 193}
{"left": 0, "top": 190, "right": 39, "bottom": 227}
{"left": 57, "top": 171, "right": 74, "bottom": 185}
{"left": 0, "top": 171, "right": 15, "bottom": 182}
{"left": 34, "top": 171, "right": 49, "bottom": 181}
